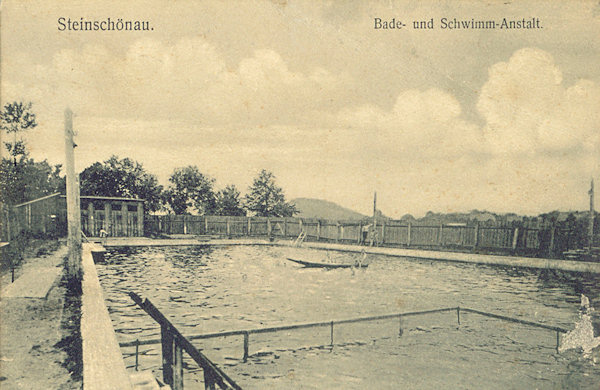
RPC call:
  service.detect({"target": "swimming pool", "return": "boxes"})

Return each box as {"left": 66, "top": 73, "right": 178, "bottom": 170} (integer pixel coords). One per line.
{"left": 97, "top": 245, "right": 600, "bottom": 389}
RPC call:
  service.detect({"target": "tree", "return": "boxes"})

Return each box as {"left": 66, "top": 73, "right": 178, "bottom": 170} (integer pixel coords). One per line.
{"left": 0, "top": 157, "right": 65, "bottom": 205}
{"left": 215, "top": 185, "right": 246, "bottom": 216}
{"left": 0, "top": 102, "right": 63, "bottom": 205}
{"left": 79, "top": 156, "right": 163, "bottom": 212}
{"left": 1, "top": 102, "right": 38, "bottom": 161}
{"left": 164, "top": 166, "right": 216, "bottom": 215}
{"left": 244, "top": 169, "right": 297, "bottom": 217}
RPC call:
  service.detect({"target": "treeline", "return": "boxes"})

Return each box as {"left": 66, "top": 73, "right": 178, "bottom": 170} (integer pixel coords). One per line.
{"left": 79, "top": 157, "right": 297, "bottom": 217}
{"left": 0, "top": 102, "right": 296, "bottom": 218}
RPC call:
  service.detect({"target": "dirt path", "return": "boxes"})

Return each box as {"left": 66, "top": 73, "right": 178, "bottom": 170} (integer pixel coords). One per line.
{"left": 0, "top": 242, "right": 81, "bottom": 389}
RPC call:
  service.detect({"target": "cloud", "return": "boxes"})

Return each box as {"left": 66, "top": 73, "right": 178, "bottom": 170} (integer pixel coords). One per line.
{"left": 3, "top": 36, "right": 598, "bottom": 217}
{"left": 6, "top": 37, "right": 351, "bottom": 128}
{"left": 478, "top": 48, "right": 600, "bottom": 156}
{"left": 336, "top": 88, "right": 483, "bottom": 162}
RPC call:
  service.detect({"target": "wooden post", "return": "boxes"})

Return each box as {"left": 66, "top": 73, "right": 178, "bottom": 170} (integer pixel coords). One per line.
{"left": 137, "top": 201, "right": 144, "bottom": 237}
{"left": 183, "top": 215, "right": 188, "bottom": 235}
{"left": 226, "top": 218, "right": 231, "bottom": 236}
{"left": 87, "top": 202, "right": 94, "bottom": 236}
{"left": 247, "top": 217, "right": 251, "bottom": 236}
{"left": 267, "top": 218, "right": 272, "bottom": 238}
{"left": 204, "top": 370, "right": 216, "bottom": 390}
{"left": 335, "top": 222, "right": 339, "bottom": 243}
{"left": 299, "top": 219, "right": 303, "bottom": 235}
{"left": 474, "top": 223, "right": 479, "bottom": 248}
{"left": 104, "top": 202, "right": 112, "bottom": 236}
{"left": 64, "top": 108, "right": 82, "bottom": 280}
{"left": 438, "top": 223, "right": 443, "bottom": 246}
{"left": 173, "top": 341, "right": 184, "bottom": 390}
{"left": 204, "top": 216, "right": 209, "bottom": 234}
{"left": 381, "top": 220, "right": 386, "bottom": 245}
{"left": 512, "top": 227, "right": 519, "bottom": 251}
{"left": 161, "top": 325, "right": 174, "bottom": 386}
{"left": 243, "top": 332, "right": 249, "bottom": 362}
{"left": 5, "top": 208, "right": 11, "bottom": 241}
{"left": 122, "top": 201, "right": 128, "bottom": 236}
{"left": 407, "top": 223, "right": 411, "bottom": 247}
{"left": 330, "top": 321, "right": 334, "bottom": 347}
{"left": 398, "top": 316, "right": 404, "bottom": 336}
{"left": 283, "top": 218, "right": 287, "bottom": 237}
{"left": 358, "top": 221, "right": 362, "bottom": 244}
{"left": 135, "top": 339, "right": 139, "bottom": 371}
{"left": 549, "top": 225, "right": 556, "bottom": 257}
{"left": 317, "top": 220, "right": 321, "bottom": 241}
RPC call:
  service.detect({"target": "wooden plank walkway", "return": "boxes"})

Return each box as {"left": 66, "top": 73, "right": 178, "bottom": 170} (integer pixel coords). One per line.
{"left": 93, "top": 237, "right": 600, "bottom": 273}
{"left": 81, "top": 242, "right": 133, "bottom": 390}
{"left": 1, "top": 267, "right": 62, "bottom": 298}
{"left": 1, "top": 245, "right": 67, "bottom": 299}
{"left": 291, "top": 241, "right": 600, "bottom": 274}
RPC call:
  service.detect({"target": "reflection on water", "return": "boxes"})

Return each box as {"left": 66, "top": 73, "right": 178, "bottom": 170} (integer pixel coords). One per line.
{"left": 97, "top": 245, "right": 600, "bottom": 389}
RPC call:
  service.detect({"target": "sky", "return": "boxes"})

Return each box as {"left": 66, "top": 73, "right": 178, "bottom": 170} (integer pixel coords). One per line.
{"left": 1, "top": 0, "right": 599, "bottom": 218}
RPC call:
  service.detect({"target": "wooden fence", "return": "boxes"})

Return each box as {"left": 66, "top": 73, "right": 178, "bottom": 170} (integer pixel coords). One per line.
{"left": 1, "top": 193, "right": 67, "bottom": 241}
{"left": 145, "top": 215, "right": 599, "bottom": 258}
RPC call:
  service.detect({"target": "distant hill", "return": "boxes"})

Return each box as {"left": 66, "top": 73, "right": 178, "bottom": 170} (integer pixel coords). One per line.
{"left": 291, "top": 198, "right": 367, "bottom": 220}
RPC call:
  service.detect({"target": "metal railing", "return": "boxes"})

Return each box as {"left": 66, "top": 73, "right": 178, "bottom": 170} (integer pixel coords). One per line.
{"left": 129, "top": 292, "right": 241, "bottom": 390}
{"left": 122, "top": 302, "right": 570, "bottom": 388}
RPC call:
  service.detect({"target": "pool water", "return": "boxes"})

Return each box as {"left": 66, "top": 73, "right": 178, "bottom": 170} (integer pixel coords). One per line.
{"left": 97, "top": 245, "right": 600, "bottom": 389}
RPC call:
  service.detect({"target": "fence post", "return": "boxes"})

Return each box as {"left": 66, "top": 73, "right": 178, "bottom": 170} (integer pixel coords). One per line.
{"left": 474, "top": 223, "right": 479, "bottom": 248}
{"left": 247, "top": 217, "right": 251, "bottom": 236}
{"left": 438, "top": 223, "right": 443, "bottom": 246}
{"left": 512, "top": 227, "right": 519, "bottom": 251}
{"left": 358, "top": 222, "right": 362, "bottom": 244}
{"left": 137, "top": 202, "right": 144, "bottom": 237}
{"left": 267, "top": 218, "right": 272, "bottom": 239}
{"left": 135, "top": 339, "right": 139, "bottom": 371}
{"left": 330, "top": 321, "right": 334, "bottom": 347}
{"left": 243, "top": 331, "right": 249, "bottom": 362}
{"left": 336, "top": 222, "right": 340, "bottom": 243}
{"left": 183, "top": 215, "right": 188, "bottom": 235}
{"left": 457, "top": 307, "right": 461, "bottom": 326}
{"left": 204, "top": 370, "right": 216, "bottom": 390}
{"left": 226, "top": 218, "right": 231, "bottom": 237}
{"left": 398, "top": 316, "right": 404, "bottom": 336}
{"left": 6, "top": 208, "right": 11, "bottom": 241}
{"left": 407, "top": 223, "right": 411, "bottom": 247}
{"left": 381, "top": 220, "right": 386, "bottom": 245}
{"left": 317, "top": 221, "right": 321, "bottom": 241}
{"left": 173, "top": 340, "right": 184, "bottom": 390}
{"left": 87, "top": 202, "right": 94, "bottom": 236}
{"left": 161, "top": 325, "right": 174, "bottom": 386}
{"left": 549, "top": 225, "right": 556, "bottom": 258}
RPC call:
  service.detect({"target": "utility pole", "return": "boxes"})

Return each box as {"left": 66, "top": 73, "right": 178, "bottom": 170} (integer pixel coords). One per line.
{"left": 65, "top": 108, "right": 82, "bottom": 281}
{"left": 590, "top": 179, "right": 595, "bottom": 252}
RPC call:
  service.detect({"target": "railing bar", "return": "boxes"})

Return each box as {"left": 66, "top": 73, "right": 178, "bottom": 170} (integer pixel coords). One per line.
{"left": 120, "top": 307, "right": 459, "bottom": 347}
{"left": 129, "top": 292, "right": 242, "bottom": 390}
{"left": 461, "top": 308, "right": 568, "bottom": 333}
{"left": 120, "top": 306, "right": 567, "bottom": 354}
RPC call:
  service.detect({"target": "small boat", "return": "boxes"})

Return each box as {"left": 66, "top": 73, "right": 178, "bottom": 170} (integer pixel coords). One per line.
{"left": 286, "top": 257, "right": 369, "bottom": 269}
